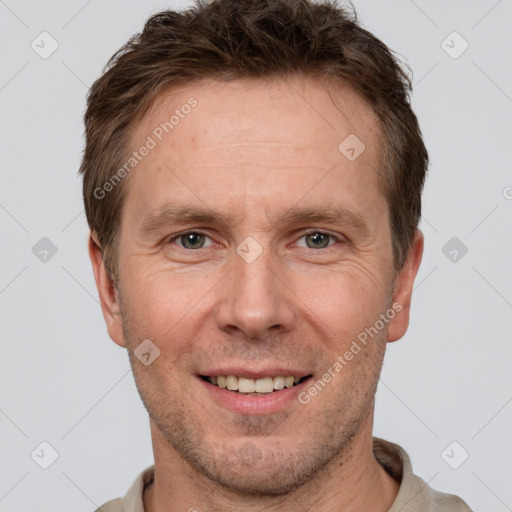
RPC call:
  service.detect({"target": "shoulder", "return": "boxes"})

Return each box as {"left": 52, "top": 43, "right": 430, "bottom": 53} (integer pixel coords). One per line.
{"left": 94, "top": 497, "right": 123, "bottom": 512}
{"left": 373, "top": 437, "right": 473, "bottom": 512}
{"left": 431, "top": 492, "right": 473, "bottom": 511}
{"left": 93, "top": 464, "right": 155, "bottom": 512}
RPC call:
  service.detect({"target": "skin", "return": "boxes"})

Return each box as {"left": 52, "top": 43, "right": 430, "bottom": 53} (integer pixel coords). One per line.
{"left": 89, "top": 76, "right": 423, "bottom": 512}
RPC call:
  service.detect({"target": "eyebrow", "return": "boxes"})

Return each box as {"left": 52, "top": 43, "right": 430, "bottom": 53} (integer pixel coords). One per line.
{"left": 137, "top": 203, "right": 371, "bottom": 239}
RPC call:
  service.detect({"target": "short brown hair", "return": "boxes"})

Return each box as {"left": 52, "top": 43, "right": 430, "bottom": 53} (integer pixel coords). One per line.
{"left": 79, "top": 0, "right": 428, "bottom": 282}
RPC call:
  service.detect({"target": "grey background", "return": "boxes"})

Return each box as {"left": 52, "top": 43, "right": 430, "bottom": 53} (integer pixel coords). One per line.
{"left": 1, "top": 0, "right": 511, "bottom": 510}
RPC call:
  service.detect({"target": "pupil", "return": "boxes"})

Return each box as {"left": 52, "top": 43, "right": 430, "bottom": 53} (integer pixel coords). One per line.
{"left": 307, "top": 232, "right": 329, "bottom": 249}
{"left": 182, "top": 233, "right": 204, "bottom": 249}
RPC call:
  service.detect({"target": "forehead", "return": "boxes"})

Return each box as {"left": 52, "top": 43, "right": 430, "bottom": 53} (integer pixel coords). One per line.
{"left": 134, "top": 76, "right": 381, "bottom": 154}
{"left": 123, "top": 76, "right": 385, "bottom": 225}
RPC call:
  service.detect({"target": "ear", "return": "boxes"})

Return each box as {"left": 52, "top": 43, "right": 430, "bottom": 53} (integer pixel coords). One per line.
{"left": 88, "top": 232, "right": 126, "bottom": 348}
{"left": 387, "top": 229, "right": 424, "bottom": 343}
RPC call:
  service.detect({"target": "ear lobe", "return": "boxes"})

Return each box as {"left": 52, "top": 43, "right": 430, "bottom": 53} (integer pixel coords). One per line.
{"left": 88, "top": 232, "right": 126, "bottom": 348}
{"left": 387, "top": 230, "right": 424, "bottom": 343}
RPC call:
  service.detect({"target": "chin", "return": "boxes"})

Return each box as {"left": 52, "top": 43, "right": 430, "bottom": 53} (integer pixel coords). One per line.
{"left": 189, "top": 437, "right": 332, "bottom": 497}
{"left": 215, "top": 473, "right": 303, "bottom": 496}
{"left": 208, "top": 459, "right": 312, "bottom": 496}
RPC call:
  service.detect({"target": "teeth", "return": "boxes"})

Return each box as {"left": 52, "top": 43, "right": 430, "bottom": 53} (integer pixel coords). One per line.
{"left": 226, "top": 375, "right": 238, "bottom": 391}
{"left": 206, "top": 375, "right": 306, "bottom": 393}
{"left": 255, "top": 377, "right": 274, "bottom": 393}
{"left": 273, "top": 376, "right": 285, "bottom": 390}
{"left": 238, "top": 378, "right": 255, "bottom": 393}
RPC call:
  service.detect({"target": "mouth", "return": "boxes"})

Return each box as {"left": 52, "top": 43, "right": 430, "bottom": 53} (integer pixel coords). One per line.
{"left": 199, "top": 374, "right": 312, "bottom": 396}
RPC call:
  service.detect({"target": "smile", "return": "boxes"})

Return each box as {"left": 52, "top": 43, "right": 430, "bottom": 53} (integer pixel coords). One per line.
{"left": 200, "top": 375, "right": 311, "bottom": 395}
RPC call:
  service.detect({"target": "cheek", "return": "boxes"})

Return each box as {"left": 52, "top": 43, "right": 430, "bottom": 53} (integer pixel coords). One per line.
{"left": 120, "top": 265, "right": 211, "bottom": 349}
{"left": 289, "top": 262, "right": 391, "bottom": 337}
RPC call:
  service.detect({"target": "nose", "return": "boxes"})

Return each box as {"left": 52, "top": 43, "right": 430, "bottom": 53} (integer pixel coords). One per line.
{"left": 215, "top": 245, "right": 296, "bottom": 339}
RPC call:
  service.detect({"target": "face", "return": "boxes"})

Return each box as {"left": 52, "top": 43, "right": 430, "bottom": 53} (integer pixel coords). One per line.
{"left": 90, "top": 76, "right": 423, "bottom": 495}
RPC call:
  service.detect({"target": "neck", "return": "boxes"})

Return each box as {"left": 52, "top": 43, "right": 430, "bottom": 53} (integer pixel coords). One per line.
{"left": 144, "top": 410, "right": 399, "bottom": 512}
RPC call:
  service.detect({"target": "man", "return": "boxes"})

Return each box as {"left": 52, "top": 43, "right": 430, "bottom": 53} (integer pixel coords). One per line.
{"left": 81, "top": 0, "right": 472, "bottom": 510}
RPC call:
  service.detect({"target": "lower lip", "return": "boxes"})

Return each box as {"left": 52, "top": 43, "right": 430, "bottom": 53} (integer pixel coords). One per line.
{"left": 198, "top": 376, "right": 312, "bottom": 415}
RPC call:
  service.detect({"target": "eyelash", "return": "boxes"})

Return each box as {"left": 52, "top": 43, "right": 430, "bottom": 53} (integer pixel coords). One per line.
{"left": 167, "top": 230, "right": 342, "bottom": 250}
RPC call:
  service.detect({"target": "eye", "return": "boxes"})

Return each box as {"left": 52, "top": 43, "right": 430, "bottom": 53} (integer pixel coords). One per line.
{"left": 167, "top": 230, "right": 341, "bottom": 251}
{"left": 168, "top": 231, "right": 214, "bottom": 249}
{"left": 296, "top": 230, "right": 340, "bottom": 249}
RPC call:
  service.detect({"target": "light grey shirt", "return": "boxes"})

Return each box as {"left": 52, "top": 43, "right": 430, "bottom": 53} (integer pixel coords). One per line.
{"left": 95, "top": 437, "right": 472, "bottom": 511}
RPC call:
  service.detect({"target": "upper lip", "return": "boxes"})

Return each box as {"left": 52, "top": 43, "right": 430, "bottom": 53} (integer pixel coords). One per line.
{"left": 198, "top": 368, "right": 312, "bottom": 379}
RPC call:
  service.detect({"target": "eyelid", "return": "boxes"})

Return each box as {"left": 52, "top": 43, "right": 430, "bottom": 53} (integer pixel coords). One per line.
{"left": 166, "top": 228, "right": 344, "bottom": 249}
{"left": 294, "top": 229, "right": 344, "bottom": 248}
{"left": 167, "top": 230, "right": 215, "bottom": 248}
